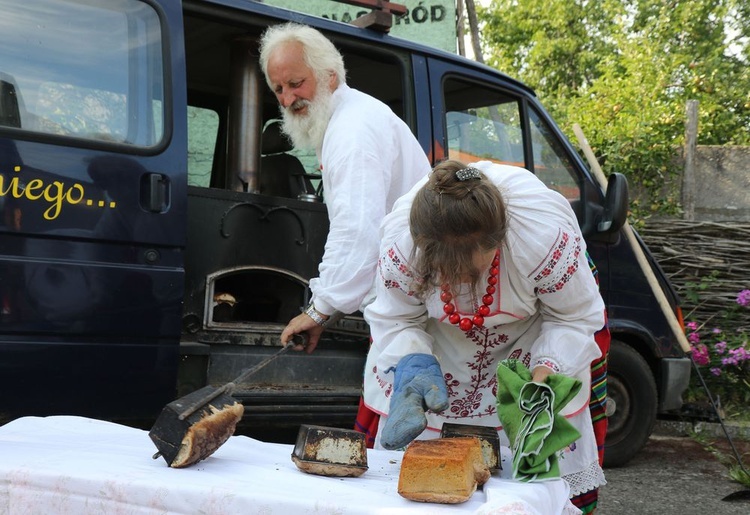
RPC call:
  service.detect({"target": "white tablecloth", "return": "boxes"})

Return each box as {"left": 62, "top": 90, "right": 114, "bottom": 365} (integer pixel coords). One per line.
{"left": 0, "top": 416, "right": 579, "bottom": 514}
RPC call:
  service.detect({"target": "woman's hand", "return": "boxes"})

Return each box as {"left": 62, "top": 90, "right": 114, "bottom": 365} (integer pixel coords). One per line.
{"left": 531, "top": 365, "right": 554, "bottom": 384}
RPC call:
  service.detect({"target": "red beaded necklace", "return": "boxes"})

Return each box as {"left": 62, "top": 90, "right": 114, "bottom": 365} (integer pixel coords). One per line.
{"left": 440, "top": 250, "right": 500, "bottom": 332}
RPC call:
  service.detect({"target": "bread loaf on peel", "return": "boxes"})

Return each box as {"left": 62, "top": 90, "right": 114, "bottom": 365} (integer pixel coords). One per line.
{"left": 398, "top": 437, "right": 490, "bottom": 503}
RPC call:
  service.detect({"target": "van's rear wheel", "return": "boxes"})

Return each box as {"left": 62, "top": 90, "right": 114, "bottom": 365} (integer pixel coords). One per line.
{"left": 603, "top": 339, "right": 657, "bottom": 468}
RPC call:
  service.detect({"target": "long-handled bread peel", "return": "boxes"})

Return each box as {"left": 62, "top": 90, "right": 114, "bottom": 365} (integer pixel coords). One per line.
{"left": 149, "top": 333, "right": 308, "bottom": 468}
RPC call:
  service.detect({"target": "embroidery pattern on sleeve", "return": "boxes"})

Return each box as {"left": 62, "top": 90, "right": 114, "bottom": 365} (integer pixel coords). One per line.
{"left": 379, "top": 245, "right": 416, "bottom": 296}
{"left": 531, "top": 230, "right": 582, "bottom": 294}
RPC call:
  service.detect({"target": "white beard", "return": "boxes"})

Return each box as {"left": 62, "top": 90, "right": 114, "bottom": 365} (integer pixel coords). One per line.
{"left": 279, "top": 82, "right": 335, "bottom": 151}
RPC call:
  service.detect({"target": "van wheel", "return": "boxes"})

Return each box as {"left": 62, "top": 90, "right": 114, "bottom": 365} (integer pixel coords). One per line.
{"left": 603, "top": 339, "right": 657, "bottom": 468}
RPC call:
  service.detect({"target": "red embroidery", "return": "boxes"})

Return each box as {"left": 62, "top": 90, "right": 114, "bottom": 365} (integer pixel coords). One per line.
{"left": 380, "top": 245, "right": 416, "bottom": 296}
{"left": 443, "top": 328, "right": 510, "bottom": 419}
{"left": 535, "top": 358, "right": 561, "bottom": 373}
{"left": 373, "top": 365, "right": 393, "bottom": 398}
{"left": 533, "top": 231, "right": 582, "bottom": 294}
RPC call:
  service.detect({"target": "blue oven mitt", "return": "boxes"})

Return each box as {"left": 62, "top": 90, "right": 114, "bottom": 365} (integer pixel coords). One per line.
{"left": 381, "top": 353, "right": 449, "bottom": 450}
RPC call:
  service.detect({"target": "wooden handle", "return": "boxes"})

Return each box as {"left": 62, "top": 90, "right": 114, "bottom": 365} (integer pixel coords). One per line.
{"left": 572, "top": 124, "right": 691, "bottom": 353}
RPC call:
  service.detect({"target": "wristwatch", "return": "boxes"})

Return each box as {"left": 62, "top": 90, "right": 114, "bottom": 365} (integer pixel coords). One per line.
{"left": 304, "top": 302, "right": 330, "bottom": 327}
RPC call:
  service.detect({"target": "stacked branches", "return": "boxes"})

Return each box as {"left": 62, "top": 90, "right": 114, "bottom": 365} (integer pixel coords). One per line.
{"left": 640, "top": 220, "right": 750, "bottom": 333}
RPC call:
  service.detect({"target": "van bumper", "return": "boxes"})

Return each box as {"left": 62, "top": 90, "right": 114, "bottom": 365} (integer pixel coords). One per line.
{"left": 658, "top": 357, "right": 692, "bottom": 412}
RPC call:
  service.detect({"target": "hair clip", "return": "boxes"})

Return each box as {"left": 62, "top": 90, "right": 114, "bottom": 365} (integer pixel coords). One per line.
{"left": 455, "top": 167, "right": 481, "bottom": 181}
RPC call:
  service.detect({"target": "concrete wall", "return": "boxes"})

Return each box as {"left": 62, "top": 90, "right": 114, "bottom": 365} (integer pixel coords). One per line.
{"left": 678, "top": 145, "right": 750, "bottom": 221}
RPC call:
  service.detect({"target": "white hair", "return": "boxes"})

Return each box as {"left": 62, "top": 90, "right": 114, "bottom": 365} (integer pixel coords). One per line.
{"left": 259, "top": 22, "right": 346, "bottom": 88}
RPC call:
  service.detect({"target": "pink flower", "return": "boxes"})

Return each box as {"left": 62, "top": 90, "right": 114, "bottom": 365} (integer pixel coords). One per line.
{"left": 686, "top": 321, "right": 699, "bottom": 331}
{"left": 710, "top": 367, "right": 722, "bottom": 376}
{"left": 688, "top": 332, "right": 701, "bottom": 344}
{"left": 737, "top": 289, "right": 750, "bottom": 307}
{"left": 729, "top": 347, "right": 749, "bottom": 363}
{"left": 721, "top": 348, "right": 748, "bottom": 366}
{"left": 691, "top": 344, "right": 710, "bottom": 366}
{"left": 714, "top": 341, "right": 727, "bottom": 354}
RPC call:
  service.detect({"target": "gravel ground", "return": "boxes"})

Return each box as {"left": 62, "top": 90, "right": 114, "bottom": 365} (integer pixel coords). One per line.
{"left": 598, "top": 430, "right": 750, "bottom": 515}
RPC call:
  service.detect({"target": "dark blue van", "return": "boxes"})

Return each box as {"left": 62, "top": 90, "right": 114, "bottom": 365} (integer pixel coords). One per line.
{"left": 0, "top": 0, "right": 689, "bottom": 467}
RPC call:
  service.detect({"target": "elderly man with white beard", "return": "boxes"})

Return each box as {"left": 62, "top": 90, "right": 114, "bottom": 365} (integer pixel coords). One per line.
{"left": 259, "top": 22, "right": 432, "bottom": 358}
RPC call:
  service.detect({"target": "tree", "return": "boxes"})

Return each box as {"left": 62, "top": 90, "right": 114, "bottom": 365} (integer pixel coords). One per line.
{"left": 478, "top": 0, "right": 750, "bottom": 219}
{"left": 463, "top": 0, "right": 484, "bottom": 64}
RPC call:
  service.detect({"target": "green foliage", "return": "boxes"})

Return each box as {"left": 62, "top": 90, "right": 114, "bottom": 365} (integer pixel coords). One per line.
{"left": 478, "top": 0, "right": 750, "bottom": 219}
{"left": 728, "top": 462, "right": 750, "bottom": 489}
{"left": 691, "top": 430, "right": 750, "bottom": 488}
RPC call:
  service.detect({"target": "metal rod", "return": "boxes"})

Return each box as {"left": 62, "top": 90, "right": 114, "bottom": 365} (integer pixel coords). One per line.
{"left": 177, "top": 334, "right": 308, "bottom": 421}
{"left": 690, "top": 356, "right": 749, "bottom": 477}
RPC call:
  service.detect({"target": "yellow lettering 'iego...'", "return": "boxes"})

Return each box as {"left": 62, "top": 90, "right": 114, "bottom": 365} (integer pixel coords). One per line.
{"left": 2, "top": 166, "right": 109, "bottom": 221}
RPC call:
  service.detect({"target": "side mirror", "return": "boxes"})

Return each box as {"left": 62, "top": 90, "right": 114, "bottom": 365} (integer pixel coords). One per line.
{"left": 597, "top": 172, "right": 629, "bottom": 233}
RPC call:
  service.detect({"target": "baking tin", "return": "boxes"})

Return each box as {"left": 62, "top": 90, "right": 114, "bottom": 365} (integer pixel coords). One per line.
{"left": 291, "top": 424, "right": 368, "bottom": 477}
{"left": 440, "top": 423, "right": 501, "bottom": 472}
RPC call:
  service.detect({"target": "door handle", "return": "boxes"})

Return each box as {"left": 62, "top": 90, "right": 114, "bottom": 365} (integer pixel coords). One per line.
{"left": 143, "top": 173, "right": 168, "bottom": 213}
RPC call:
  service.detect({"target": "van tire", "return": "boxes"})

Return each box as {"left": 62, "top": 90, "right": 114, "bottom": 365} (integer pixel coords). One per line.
{"left": 603, "top": 339, "right": 657, "bottom": 468}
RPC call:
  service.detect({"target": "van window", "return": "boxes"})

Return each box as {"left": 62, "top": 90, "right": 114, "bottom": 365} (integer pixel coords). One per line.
{"left": 444, "top": 78, "right": 524, "bottom": 167}
{"left": 528, "top": 106, "right": 580, "bottom": 202}
{"left": 443, "top": 77, "right": 580, "bottom": 202}
{"left": 0, "top": 0, "right": 165, "bottom": 147}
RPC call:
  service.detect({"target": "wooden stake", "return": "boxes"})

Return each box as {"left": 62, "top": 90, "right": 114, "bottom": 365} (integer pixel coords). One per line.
{"left": 683, "top": 100, "right": 698, "bottom": 221}
{"left": 572, "top": 124, "right": 691, "bottom": 353}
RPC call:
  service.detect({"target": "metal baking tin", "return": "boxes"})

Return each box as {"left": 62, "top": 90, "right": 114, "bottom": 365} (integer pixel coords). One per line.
{"left": 291, "top": 424, "right": 368, "bottom": 477}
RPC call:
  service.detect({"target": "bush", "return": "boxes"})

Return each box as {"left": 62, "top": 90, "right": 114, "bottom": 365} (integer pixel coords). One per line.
{"left": 685, "top": 289, "right": 750, "bottom": 419}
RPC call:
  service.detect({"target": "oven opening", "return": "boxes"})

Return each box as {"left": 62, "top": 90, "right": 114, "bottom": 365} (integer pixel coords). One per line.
{"left": 204, "top": 266, "right": 308, "bottom": 331}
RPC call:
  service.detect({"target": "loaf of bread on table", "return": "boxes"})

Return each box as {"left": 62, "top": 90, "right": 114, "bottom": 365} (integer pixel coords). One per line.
{"left": 398, "top": 437, "right": 490, "bottom": 504}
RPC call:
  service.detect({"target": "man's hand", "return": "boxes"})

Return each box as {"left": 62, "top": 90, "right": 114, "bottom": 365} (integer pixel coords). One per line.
{"left": 281, "top": 312, "right": 325, "bottom": 353}
{"left": 381, "top": 353, "right": 449, "bottom": 450}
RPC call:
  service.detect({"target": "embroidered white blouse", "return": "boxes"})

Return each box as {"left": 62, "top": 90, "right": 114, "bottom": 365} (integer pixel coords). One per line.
{"left": 308, "top": 84, "right": 431, "bottom": 315}
{"left": 363, "top": 161, "right": 606, "bottom": 425}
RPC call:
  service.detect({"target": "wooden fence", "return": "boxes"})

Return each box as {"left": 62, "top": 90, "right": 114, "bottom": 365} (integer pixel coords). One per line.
{"left": 639, "top": 220, "right": 750, "bottom": 335}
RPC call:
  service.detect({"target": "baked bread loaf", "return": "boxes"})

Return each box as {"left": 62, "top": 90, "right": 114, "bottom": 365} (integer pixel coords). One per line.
{"left": 398, "top": 437, "right": 490, "bottom": 503}
{"left": 149, "top": 386, "right": 245, "bottom": 469}
{"left": 171, "top": 402, "right": 244, "bottom": 468}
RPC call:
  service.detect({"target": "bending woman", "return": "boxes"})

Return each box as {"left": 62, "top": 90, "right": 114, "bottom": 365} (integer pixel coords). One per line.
{"left": 362, "top": 159, "right": 607, "bottom": 512}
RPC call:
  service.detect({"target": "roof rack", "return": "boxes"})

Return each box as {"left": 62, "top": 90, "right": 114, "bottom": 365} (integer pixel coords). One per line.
{"left": 332, "top": 0, "right": 408, "bottom": 33}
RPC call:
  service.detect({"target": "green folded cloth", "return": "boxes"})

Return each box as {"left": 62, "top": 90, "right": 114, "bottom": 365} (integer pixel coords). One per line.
{"left": 496, "top": 359, "right": 582, "bottom": 482}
